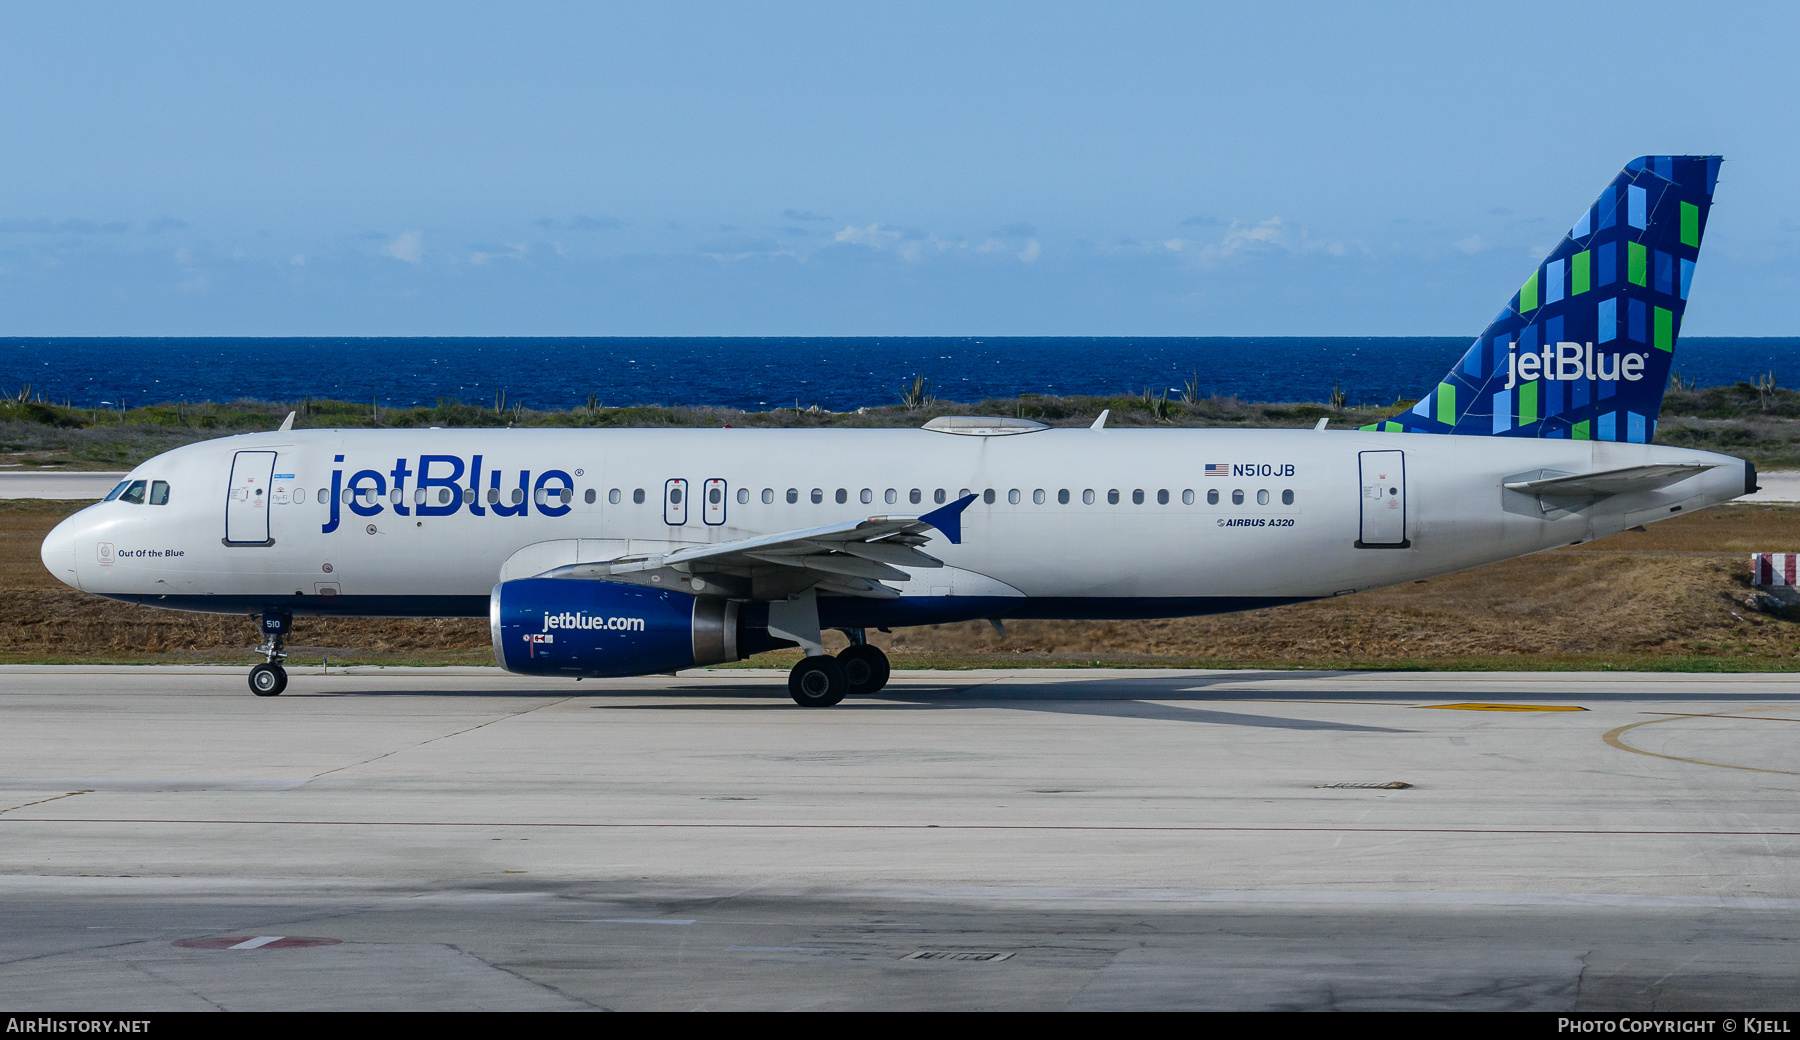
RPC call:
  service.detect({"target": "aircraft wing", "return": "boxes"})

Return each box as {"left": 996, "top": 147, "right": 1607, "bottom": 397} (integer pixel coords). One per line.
{"left": 1503, "top": 463, "right": 1715, "bottom": 499}
{"left": 535, "top": 494, "right": 977, "bottom": 599}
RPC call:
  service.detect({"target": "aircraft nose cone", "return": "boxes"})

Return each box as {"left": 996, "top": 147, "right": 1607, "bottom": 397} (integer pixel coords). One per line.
{"left": 40, "top": 514, "right": 82, "bottom": 591}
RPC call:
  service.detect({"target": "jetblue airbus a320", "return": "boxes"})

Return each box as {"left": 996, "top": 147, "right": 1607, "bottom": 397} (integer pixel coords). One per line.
{"left": 40, "top": 156, "right": 1754, "bottom": 705}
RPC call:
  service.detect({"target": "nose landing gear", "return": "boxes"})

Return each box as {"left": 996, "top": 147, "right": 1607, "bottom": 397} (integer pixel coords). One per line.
{"left": 249, "top": 612, "right": 291, "bottom": 697}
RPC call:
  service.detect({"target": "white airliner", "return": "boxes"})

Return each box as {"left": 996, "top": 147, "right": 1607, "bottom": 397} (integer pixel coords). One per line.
{"left": 39, "top": 156, "right": 1752, "bottom": 705}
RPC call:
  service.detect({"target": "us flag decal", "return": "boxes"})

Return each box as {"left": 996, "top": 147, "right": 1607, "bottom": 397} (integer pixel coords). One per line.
{"left": 1204, "top": 463, "right": 1229, "bottom": 477}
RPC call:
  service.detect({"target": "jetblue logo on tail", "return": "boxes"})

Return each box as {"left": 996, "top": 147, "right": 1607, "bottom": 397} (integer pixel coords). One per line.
{"left": 1362, "top": 155, "right": 1719, "bottom": 444}
{"left": 1504, "top": 343, "right": 1646, "bottom": 389}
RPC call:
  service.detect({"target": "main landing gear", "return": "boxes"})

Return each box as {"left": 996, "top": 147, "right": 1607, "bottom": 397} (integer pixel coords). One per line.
{"left": 249, "top": 611, "right": 290, "bottom": 697}
{"left": 786, "top": 634, "right": 891, "bottom": 707}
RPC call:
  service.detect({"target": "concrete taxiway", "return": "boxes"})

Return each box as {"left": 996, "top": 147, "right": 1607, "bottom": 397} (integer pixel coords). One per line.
{"left": 0, "top": 665, "right": 1796, "bottom": 1011}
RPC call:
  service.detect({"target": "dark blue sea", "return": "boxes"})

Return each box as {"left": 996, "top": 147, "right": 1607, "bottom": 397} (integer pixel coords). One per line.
{"left": 5, "top": 337, "right": 1798, "bottom": 412}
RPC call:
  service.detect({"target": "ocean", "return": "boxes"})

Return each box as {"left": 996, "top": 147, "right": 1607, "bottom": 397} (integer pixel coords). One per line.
{"left": 5, "top": 337, "right": 1798, "bottom": 412}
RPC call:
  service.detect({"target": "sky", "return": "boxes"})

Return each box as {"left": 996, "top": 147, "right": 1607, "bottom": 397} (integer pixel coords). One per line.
{"left": 1, "top": 1, "right": 1796, "bottom": 337}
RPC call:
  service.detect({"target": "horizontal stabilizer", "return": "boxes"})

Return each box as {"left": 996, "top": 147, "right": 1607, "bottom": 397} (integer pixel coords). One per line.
{"left": 1503, "top": 462, "right": 1714, "bottom": 498}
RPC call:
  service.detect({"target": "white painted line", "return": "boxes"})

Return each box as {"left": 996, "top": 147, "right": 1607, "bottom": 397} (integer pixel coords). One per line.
{"left": 228, "top": 935, "right": 285, "bottom": 949}
{"left": 594, "top": 918, "right": 697, "bottom": 925}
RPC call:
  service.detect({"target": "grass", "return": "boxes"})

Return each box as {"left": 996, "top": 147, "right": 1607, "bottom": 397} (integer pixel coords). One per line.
{"left": 11, "top": 378, "right": 1800, "bottom": 469}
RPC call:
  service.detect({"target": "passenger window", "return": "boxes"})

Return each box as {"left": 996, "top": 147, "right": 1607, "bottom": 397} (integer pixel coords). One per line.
{"left": 585, "top": 489, "right": 596, "bottom": 504}
{"left": 1058, "top": 489, "right": 1070, "bottom": 505}
{"left": 1131, "top": 490, "right": 1144, "bottom": 505}
{"left": 317, "top": 488, "right": 327, "bottom": 503}
{"left": 1107, "top": 489, "right": 1119, "bottom": 505}
{"left": 1033, "top": 489, "right": 1045, "bottom": 505}
{"left": 910, "top": 489, "right": 922, "bottom": 504}
{"left": 149, "top": 480, "right": 170, "bottom": 505}
{"left": 960, "top": 488, "right": 971, "bottom": 499}
{"left": 709, "top": 486, "right": 722, "bottom": 504}
{"left": 983, "top": 489, "right": 995, "bottom": 504}
{"left": 294, "top": 488, "right": 307, "bottom": 504}
{"left": 512, "top": 488, "right": 525, "bottom": 505}
{"left": 1257, "top": 489, "right": 1270, "bottom": 505}
{"left": 104, "top": 481, "right": 130, "bottom": 501}
{"left": 1156, "top": 489, "right": 1169, "bottom": 505}
{"left": 763, "top": 488, "right": 774, "bottom": 504}
{"left": 811, "top": 489, "right": 824, "bottom": 504}
{"left": 1282, "top": 489, "right": 1295, "bottom": 505}
{"left": 633, "top": 489, "right": 645, "bottom": 504}
{"left": 1082, "top": 489, "right": 1095, "bottom": 505}
{"left": 1207, "top": 489, "right": 1219, "bottom": 505}
{"left": 860, "top": 489, "right": 872, "bottom": 504}
{"left": 1007, "top": 489, "right": 1020, "bottom": 504}
{"left": 1182, "top": 489, "right": 1194, "bottom": 505}
{"left": 609, "top": 489, "right": 621, "bottom": 504}
{"left": 119, "top": 480, "right": 147, "bottom": 504}
{"left": 1232, "top": 489, "right": 1244, "bottom": 505}
{"left": 934, "top": 489, "right": 946, "bottom": 504}
{"left": 463, "top": 488, "right": 474, "bottom": 504}
{"left": 885, "top": 489, "right": 897, "bottom": 505}
{"left": 787, "top": 488, "right": 799, "bottom": 504}
{"left": 738, "top": 488, "right": 750, "bottom": 504}
{"left": 670, "top": 487, "right": 683, "bottom": 505}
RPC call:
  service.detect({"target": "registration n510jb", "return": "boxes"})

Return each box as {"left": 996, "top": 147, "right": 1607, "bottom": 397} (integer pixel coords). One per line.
{"left": 40, "top": 156, "right": 1751, "bottom": 704}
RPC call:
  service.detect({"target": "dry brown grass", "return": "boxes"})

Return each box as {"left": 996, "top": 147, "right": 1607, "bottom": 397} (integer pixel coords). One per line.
{"left": 4, "top": 499, "right": 1799, "bottom": 667}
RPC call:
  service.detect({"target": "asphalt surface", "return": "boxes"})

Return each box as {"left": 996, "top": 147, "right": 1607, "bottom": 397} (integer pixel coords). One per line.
{"left": 0, "top": 665, "right": 1796, "bottom": 1011}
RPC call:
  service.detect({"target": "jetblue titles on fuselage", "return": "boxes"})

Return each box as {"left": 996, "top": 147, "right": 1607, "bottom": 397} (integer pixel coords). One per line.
{"left": 321, "top": 454, "right": 576, "bottom": 533}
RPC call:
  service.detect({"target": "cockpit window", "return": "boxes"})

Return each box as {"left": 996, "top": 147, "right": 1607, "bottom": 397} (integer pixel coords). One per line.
{"left": 103, "top": 481, "right": 130, "bottom": 502}
{"left": 117, "top": 480, "right": 147, "bottom": 504}
{"left": 149, "top": 480, "right": 170, "bottom": 505}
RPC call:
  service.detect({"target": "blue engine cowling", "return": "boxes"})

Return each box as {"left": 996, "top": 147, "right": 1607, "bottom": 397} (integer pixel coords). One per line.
{"left": 491, "top": 578, "right": 751, "bottom": 677}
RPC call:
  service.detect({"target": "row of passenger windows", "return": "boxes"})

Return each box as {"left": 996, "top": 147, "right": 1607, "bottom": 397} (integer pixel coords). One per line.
{"left": 118, "top": 478, "right": 1294, "bottom": 511}
{"left": 105, "top": 479, "right": 170, "bottom": 505}
{"left": 619, "top": 486, "right": 1297, "bottom": 507}
{"left": 293, "top": 485, "right": 1299, "bottom": 508}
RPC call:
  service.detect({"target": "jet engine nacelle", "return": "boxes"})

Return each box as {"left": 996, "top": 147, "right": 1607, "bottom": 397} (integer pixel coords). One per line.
{"left": 491, "top": 577, "right": 764, "bottom": 677}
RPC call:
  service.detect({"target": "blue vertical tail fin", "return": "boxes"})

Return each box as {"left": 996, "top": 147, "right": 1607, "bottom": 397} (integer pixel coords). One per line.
{"left": 1362, "top": 155, "right": 1721, "bottom": 442}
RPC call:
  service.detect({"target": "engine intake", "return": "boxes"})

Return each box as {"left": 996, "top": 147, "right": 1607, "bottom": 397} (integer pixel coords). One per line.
{"left": 491, "top": 577, "right": 776, "bottom": 677}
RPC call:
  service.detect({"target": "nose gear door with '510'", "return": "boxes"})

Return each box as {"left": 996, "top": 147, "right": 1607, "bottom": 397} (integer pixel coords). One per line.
{"left": 224, "top": 450, "right": 278, "bottom": 546}
{"left": 1356, "top": 449, "right": 1409, "bottom": 548}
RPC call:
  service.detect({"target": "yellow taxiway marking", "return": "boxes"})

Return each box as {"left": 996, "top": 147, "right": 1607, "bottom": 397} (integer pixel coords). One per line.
{"left": 1603, "top": 714, "right": 1800, "bottom": 777}
{"left": 1416, "top": 703, "right": 1588, "bottom": 712}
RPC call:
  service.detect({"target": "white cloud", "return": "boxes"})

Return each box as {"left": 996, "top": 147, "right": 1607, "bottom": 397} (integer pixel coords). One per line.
{"left": 384, "top": 231, "right": 424, "bottom": 263}
{"left": 1452, "top": 235, "right": 1486, "bottom": 255}
{"left": 1185, "top": 217, "right": 1362, "bottom": 267}
{"left": 834, "top": 223, "right": 901, "bottom": 247}
{"left": 290, "top": 254, "right": 305, "bottom": 266}
{"left": 839, "top": 223, "right": 1036, "bottom": 264}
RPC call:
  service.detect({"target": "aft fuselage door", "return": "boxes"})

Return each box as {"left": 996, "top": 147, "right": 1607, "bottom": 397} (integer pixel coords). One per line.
{"left": 664, "top": 478, "right": 688, "bottom": 526}
{"left": 1357, "top": 449, "right": 1409, "bottom": 548}
{"left": 225, "top": 450, "right": 278, "bottom": 546}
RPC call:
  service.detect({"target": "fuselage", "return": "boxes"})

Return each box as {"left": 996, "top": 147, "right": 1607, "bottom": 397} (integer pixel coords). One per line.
{"left": 39, "top": 424, "right": 1752, "bottom": 629}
